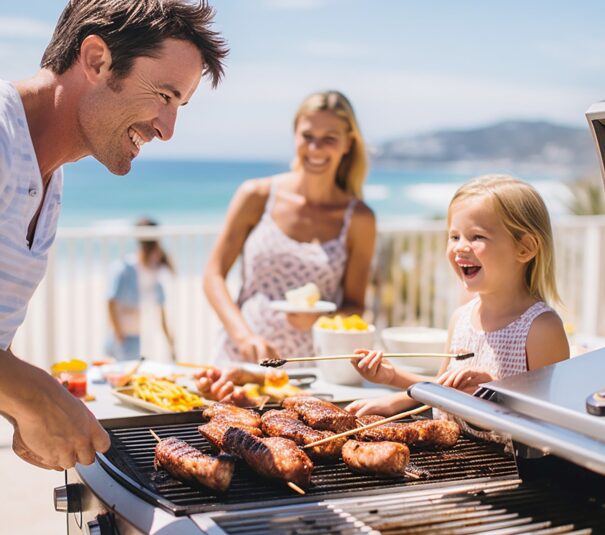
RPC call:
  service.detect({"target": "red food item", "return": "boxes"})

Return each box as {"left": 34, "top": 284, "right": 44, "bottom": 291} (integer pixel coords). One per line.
{"left": 67, "top": 373, "right": 87, "bottom": 398}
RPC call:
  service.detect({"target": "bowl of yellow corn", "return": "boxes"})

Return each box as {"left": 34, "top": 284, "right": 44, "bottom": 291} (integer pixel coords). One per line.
{"left": 312, "top": 314, "right": 375, "bottom": 385}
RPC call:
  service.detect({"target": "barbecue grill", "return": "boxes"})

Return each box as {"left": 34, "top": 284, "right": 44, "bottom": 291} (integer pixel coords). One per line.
{"left": 55, "top": 349, "right": 605, "bottom": 534}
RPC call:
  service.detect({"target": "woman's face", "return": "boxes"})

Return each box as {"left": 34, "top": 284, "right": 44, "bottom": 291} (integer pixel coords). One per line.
{"left": 294, "top": 110, "right": 352, "bottom": 179}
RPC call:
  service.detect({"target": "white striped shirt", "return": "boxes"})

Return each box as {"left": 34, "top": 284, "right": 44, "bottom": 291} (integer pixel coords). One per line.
{"left": 0, "top": 80, "right": 63, "bottom": 350}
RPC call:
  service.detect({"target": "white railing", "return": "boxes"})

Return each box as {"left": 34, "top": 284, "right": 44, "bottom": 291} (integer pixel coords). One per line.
{"left": 12, "top": 217, "right": 605, "bottom": 368}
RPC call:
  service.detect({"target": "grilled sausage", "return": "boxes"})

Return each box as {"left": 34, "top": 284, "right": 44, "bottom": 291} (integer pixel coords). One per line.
{"left": 342, "top": 440, "right": 410, "bottom": 477}
{"left": 198, "top": 417, "right": 263, "bottom": 450}
{"left": 261, "top": 409, "right": 345, "bottom": 462}
{"left": 201, "top": 402, "right": 261, "bottom": 428}
{"left": 222, "top": 427, "right": 314, "bottom": 488}
{"left": 357, "top": 416, "right": 460, "bottom": 449}
{"left": 154, "top": 437, "right": 235, "bottom": 492}
{"left": 282, "top": 395, "right": 357, "bottom": 433}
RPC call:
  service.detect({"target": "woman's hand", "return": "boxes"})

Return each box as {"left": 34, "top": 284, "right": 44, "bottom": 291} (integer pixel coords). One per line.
{"left": 236, "top": 334, "right": 281, "bottom": 363}
{"left": 345, "top": 392, "right": 408, "bottom": 417}
{"left": 286, "top": 312, "right": 321, "bottom": 331}
{"left": 350, "top": 349, "right": 396, "bottom": 386}
{"left": 437, "top": 367, "right": 494, "bottom": 395}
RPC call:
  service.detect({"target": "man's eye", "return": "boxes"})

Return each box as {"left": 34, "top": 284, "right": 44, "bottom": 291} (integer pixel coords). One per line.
{"left": 159, "top": 93, "right": 171, "bottom": 103}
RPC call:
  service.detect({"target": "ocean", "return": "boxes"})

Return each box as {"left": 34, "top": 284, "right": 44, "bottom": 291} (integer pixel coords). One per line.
{"left": 60, "top": 158, "right": 571, "bottom": 228}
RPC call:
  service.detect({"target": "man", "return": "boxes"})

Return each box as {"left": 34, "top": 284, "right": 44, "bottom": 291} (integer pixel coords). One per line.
{"left": 0, "top": 0, "right": 227, "bottom": 470}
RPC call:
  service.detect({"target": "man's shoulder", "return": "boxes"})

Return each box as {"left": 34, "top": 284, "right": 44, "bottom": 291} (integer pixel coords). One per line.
{"left": 0, "top": 80, "right": 21, "bottom": 172}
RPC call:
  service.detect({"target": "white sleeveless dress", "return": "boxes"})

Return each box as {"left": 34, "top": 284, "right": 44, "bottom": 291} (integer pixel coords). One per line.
{"left": 440, "top": 297, "right": 554, "bottom": 443}
{"left": 213, "top": 178, "right": 357, "bottom": 365}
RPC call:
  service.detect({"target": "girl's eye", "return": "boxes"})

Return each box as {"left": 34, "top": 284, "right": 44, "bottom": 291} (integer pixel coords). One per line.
{"left": 448, "top": 235, "right": 459, "bottom": 241}
{"left": 472, "top": 235, "right": 485, "bottom": 241}
{"left": 323, "top": 137, "right": 337, "bottom": 145}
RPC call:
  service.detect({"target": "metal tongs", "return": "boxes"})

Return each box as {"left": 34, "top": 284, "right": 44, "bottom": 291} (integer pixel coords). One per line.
{"left": 260, "top": 352, "right": 474, "bottom": 368}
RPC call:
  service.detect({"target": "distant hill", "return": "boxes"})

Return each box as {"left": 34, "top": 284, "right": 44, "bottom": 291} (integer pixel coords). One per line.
{"left": 373, "top": 120, "right": 598, "bottom": 176}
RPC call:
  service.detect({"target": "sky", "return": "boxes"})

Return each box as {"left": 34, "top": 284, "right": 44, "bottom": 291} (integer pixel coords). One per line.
{"left": 1, "top": 0, "right": 604, "bottom": 161}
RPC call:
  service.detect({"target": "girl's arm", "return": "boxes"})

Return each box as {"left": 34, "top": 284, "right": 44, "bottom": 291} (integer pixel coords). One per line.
{"left": 203, "top": 178, "right": 278, "bottom": 362}
{"left": 107, "top": 300, "right": 124, "bottom": 342}
{"left": 526, "top": 311, "right": 570, "bottom": 370}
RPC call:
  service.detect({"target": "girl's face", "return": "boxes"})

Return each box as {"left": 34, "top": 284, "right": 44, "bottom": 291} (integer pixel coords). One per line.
{"left": 294, "top": 110, "right": 352, "bottom": 179}
{"left": 447, "top": 195, "right": 528, "bottom": 294}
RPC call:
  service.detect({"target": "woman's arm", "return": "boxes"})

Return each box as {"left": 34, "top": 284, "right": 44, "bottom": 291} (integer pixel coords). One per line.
{"left": 160, "top": 307, "right": 175, "bottom": 360}
{"left": 340, "top": 202, "right": 377, "bottom": 314}
{"left": 526, "top": 311, "right": 570, "bottom": 370}
{"left": 203, "top": 178, "right": 278, "bottom": 361}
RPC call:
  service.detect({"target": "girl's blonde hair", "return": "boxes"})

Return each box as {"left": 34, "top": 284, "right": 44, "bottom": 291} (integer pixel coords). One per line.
{"left": 291, "top": 90, "right": 368, "bottom": 199}
{"left": 448, "top": 175, "right": 561, "bottom": 305}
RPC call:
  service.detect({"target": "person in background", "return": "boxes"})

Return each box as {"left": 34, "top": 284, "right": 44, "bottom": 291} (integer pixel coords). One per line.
{"left": 107, "top": 218, "right": 176, "bottom": 361}
{"left": 346, "top": 175, "right": 569, "bottom": 417}
{"left": 0, "top": 0, "right": 227, "bottom": 470}
{"left": 197, "top": 91, "right": 376, "bottom": 400}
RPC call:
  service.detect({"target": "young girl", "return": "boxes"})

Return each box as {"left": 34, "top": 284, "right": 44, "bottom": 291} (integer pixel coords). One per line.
{"left": 346, "top": 175, "right": 569, "bottom": 417}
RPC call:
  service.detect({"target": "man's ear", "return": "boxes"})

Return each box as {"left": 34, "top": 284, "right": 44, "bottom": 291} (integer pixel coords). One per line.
{"left": 79, "top": 35, "right": 113, "bottom": 84}
{"left": 517, "top": 233, "right": 538, "bottom": 263}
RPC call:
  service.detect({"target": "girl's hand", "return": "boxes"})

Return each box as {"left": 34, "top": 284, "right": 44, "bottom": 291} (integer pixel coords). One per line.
{"left": 286, "top": 312, "right": 321, "bottom": 331}
{"left": 437, "top": 367, "right": 494, "bottom": 395}
{"left": 350, "top": 349, "right": 396, "bottom": 386}
{"left": 236, "top": 334, "right": 280, "bottom": 363}
{"left": 345, "top": 392, "right": 408, "bottom": 417}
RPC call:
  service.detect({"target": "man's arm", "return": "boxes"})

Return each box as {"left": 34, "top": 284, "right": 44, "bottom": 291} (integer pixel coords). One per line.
{"left": 0, "top": 346, "right": 110, "bottom": 470}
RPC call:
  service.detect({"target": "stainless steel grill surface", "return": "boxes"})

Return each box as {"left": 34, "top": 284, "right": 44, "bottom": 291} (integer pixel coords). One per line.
{"left": 98, "top": 411, "right": 519, "bottom": 515}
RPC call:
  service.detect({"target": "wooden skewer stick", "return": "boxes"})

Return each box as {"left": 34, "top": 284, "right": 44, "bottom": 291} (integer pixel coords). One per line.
{"left": 261, "top": 353, "right": 473, "bottom": 368}
{"left": 303, "top": 405, "right": 432, "bottom": 449}
{"left": 149, "top": 429, "right": 162, "bottom": 443}
{"left": 287, "top": 481, "right": 306, "bottom": 495}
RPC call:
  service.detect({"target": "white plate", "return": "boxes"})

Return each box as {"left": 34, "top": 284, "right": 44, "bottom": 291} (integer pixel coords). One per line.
{"left": 269, "top": 300, "right": 337, "bottom": 314}
{"left": 111, "top": 386, "right": 202, "bottom": 413}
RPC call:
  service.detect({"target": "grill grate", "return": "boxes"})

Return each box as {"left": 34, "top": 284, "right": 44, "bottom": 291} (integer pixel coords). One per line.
{"left": 99, "top": 411, "right": 519, "bottom": 516}
{"left": 212, "top": 479, "right": 605, "bottom": 534}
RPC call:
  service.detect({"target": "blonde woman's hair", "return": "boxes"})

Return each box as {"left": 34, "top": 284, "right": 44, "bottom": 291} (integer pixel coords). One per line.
{"left": 448, "top": 175, "right": 561, "bottom": 305}
{"left": 292, "top": 90, "right": 368, "bottom": 199}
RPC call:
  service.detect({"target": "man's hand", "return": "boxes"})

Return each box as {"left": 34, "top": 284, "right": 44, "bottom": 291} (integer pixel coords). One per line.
{"left": 0, "top": 352, "right": 110, "bottom": 470}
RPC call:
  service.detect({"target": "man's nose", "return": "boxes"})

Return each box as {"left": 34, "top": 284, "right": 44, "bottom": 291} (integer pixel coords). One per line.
{"left": 152, "top": 107, "right": 177, "bottom": 141}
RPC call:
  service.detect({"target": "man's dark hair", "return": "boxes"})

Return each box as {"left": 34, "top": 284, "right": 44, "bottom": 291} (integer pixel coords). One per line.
{"left": 41, "top": 0, "right": 228, "bottom": 88}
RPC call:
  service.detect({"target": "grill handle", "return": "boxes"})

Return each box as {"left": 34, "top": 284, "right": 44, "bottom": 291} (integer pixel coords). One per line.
{"left": 408, "top": 382, "right": 605, "bottom": 476}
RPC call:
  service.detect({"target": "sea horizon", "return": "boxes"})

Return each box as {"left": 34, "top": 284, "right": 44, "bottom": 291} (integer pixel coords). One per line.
{"left": 59, "top": 157, "right": 574, "bottom": 229}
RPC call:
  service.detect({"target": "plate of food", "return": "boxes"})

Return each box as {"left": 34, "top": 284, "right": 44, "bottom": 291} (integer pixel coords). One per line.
{"left": 112, "top": 376, "right": 209, "bottom": 413}
{"left": 270, "top": 282, "right": 337, "bottom": 314}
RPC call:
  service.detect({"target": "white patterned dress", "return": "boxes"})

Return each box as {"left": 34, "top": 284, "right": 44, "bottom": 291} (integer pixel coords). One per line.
{"left": 213, "top": 178, "right": 357, "bottom": 365}
{"left": 440, "top": 296, "right": 554, "bottom": 442}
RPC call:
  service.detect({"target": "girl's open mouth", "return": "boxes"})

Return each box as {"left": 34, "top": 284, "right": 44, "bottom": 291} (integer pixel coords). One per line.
{"left": 461, "top": 265, "right": 481, "bottom": 278}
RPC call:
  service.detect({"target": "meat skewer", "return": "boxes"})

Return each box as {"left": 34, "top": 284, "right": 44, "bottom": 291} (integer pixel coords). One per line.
{"left": 261, "top": 409, "right": 345, "bottom": 462}
{"left": 150, "top": 429, "right": 235, "bottom": 492}
{"left": 342, "top": 440, "right": 410, "bottom": 477}
{"left": 201, "top": 402, "right": 261, "bottom": 428}
{"left": 303, "top": 404, "right": 431, "bottom": 449}
{"left": 356, "top": 415, "right": 460, "bottom": 448}
{"left": 198, "top": 417, "right": 263, "bottom": 450}
{"left": 282, "top": 395, "right": 357, "bottom": 433}
{"left": 222, "top": 426, "right": 314, "bottom": 491}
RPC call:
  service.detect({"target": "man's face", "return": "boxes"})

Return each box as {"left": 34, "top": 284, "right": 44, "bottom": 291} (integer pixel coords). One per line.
{"left": 78, "top": 38, "right": 203, "bottom": 175}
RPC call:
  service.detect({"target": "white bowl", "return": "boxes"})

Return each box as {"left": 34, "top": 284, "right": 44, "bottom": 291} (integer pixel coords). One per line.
{"left": 381, "top": 326, "right": 448, "bottom": 375}
{"left": 312, "top": 325, "right": 375, "bottom": 385}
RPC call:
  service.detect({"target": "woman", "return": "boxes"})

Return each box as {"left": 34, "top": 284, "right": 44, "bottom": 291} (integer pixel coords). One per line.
{"left": 203, "top": 90, "right": 376, "bottom": 368}
{"left": 106, "top": 218, "right": 176, "bottom": 361}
